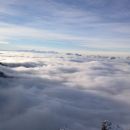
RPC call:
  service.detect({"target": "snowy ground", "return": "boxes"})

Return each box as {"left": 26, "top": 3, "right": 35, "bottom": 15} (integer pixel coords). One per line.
{"left": 0, "top": 51, "right": 130, "bottom": 130}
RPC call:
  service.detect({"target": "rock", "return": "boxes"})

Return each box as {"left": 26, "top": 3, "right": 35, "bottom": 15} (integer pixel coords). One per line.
{"left": 101, "top": 120, "right": 123, "bottom": 130}
{"left": 0, "top": 71, "right": 13, "bottom": 78}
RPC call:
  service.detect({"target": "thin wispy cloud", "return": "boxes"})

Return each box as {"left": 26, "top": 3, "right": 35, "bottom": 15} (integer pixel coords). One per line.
{"left": 0, "top": 41, "right": 9, "bottom": 44}
{"left": 0, "top": 0, "right": 130, "bottom": 53}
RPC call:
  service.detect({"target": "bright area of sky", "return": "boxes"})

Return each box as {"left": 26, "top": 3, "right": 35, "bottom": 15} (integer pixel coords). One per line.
{"left": 0, "top": 0, "right": 130, "bottom": 55}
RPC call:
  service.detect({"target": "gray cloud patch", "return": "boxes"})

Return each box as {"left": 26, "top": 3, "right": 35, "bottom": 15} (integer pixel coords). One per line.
{"left": 0, "top": 51, "right": 130, "bottom": 130}
{"left": 0, "top": 62, "right": 43, "bottom": 68}
{"left": 58, "top": 67, "right": 79, "bottom": 73}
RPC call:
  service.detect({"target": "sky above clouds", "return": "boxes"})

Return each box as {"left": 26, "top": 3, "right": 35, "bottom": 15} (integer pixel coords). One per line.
{"left": 0, "top": 0, "right": 130, "bottom": 54}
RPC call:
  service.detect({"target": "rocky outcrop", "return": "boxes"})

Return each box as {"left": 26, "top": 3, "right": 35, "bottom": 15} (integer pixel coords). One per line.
{"left": 0, "top": 71, "right": 13, "bottom": 78}
{"left": 59, "top": 120, "right": 123, "bottom": 130}
{"left": 101, "top": 120, "right": 123, "bottom": 130}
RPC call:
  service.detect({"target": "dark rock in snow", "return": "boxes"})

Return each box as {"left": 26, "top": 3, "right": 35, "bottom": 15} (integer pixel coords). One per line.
{"left": 101, "top": 120, "right": 123, "bottom": 130}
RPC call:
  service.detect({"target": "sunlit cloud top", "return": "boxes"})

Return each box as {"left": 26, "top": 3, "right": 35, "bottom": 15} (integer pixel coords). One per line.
{"left": 0, "top": 0, "right": 130, "bottom": 54}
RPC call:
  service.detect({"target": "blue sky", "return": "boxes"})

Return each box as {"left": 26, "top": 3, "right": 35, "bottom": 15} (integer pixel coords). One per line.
{"left": 0, "top": 0, "right": 130, "bottom": 54}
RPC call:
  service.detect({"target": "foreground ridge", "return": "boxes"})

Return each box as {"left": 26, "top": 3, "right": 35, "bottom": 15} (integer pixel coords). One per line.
{"left": 102, "top": 120, "right": 123, "bottom": 130}
{"left": 60, "top": 120, "right": 123, "bottom": 130}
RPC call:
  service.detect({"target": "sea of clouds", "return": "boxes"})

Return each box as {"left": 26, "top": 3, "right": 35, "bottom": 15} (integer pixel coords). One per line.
{"left": 0, "top": 51, "right": 130, "bottom": 130}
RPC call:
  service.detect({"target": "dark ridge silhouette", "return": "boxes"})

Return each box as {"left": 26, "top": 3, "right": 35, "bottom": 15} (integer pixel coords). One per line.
{"left": 0, "top": 62, "right": 8, "bottom": 67}
{"left": 0, "top": 62, "right": 38, "bottom": 68}
{"left": 0, "top": 71, "right": 13, "bottom": 78}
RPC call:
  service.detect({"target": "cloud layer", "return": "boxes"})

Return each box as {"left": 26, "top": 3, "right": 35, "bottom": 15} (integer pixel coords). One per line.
{"left": 0, "top": 51, "right": 130, "bottom": 130}
{"left": 0, "top": 0, "right": 130, "bottom": 52}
